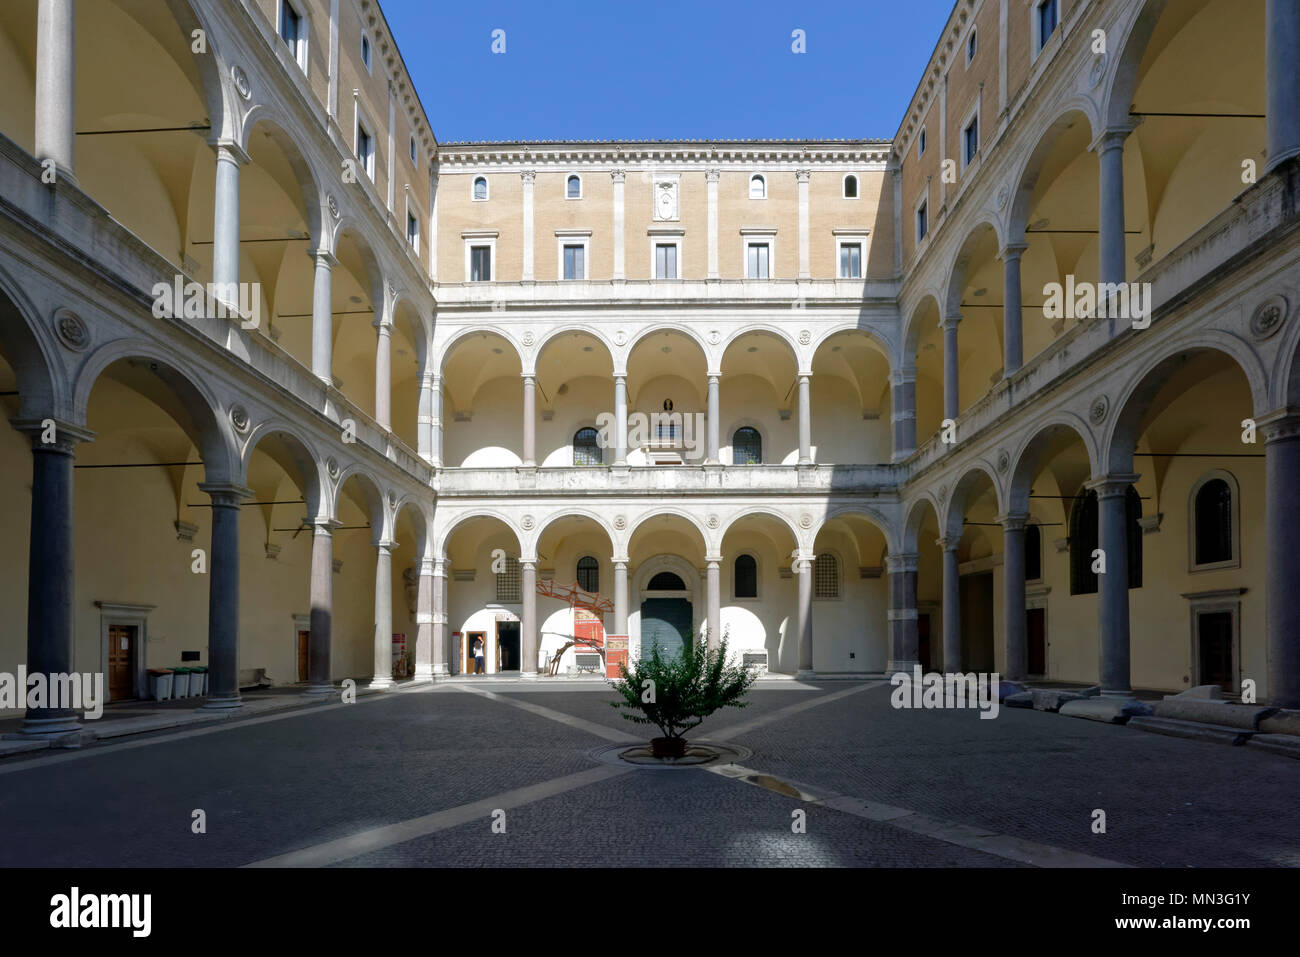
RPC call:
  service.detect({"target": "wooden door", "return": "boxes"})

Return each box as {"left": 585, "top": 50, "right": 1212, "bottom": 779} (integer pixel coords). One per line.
{"left": 108, "top": 624, "right": 136, "bottom": 701}
{"left": 297, "top": 630, "right": 310, "bottom": 682}
{"left": 1197, "top": 611, "right": 1235, "bottom": 693}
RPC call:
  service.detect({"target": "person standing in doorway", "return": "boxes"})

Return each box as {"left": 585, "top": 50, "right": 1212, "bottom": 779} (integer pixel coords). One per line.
{"left": 473, "top": 637, "right": 485, "bottom": 675}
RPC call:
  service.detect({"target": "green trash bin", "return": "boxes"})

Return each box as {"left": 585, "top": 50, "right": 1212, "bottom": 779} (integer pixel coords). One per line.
{"left": 191, "top": 665, "right": 208, "bottom": 696}
{"left": 147, "top": 668, "right": 174, "bottom": 701}
{"left": 172, "top": 667, "right": 192, "bottom": 699}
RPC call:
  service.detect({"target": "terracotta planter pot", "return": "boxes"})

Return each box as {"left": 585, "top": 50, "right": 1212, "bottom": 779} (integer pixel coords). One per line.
{"left": 650, "top": 736, "right": 687, "bottom": 758}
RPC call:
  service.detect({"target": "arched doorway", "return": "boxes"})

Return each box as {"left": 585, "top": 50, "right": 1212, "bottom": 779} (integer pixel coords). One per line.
{"left": 640, "top": 568, "right": 692, "bottom": 661}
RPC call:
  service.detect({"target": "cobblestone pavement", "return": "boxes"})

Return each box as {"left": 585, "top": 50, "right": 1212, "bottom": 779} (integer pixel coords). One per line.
{"left": 1, "top": 679, "right": 1297, "bottom": 867}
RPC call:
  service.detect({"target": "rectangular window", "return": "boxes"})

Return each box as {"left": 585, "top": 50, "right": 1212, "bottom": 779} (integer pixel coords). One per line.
{"left": 470, "top": 245, "right": 492, "bottom": 281}
{"left": 356, "top": 120, "right": 374, "bottom": 180}
{"left": 655, "top": 242, "right": 678, "bottom": 279}
{"left": 814, "top": 554, "right": 839, "bottom": 599}
{"left": 916, "top": 200, "right": 928, "bottom": 243}
{"left": 361, "top": 34, "right": 372, "bottom": 73}
{"left": 407, "top": 212, "right": 419, "bottom": 252}
{"left": 562, "top": 244, "right": 586, "bottom": 280}
{"left": 1037, "top": 0, "right": 1058, "bottom": 50}
{"left": 746, "top": 242, "right": 770, "bottom": 279}
{"left": 964, "top": 114, "right": 979, "bottom": 166}
{"left": 496, "top": 557, "right": 521, "bottom": 603}
{"left": 839, "top": 242, "right": 862, "bottom": 279}
{"left": 279, "top": 1, "right": 305, "bottom": 71}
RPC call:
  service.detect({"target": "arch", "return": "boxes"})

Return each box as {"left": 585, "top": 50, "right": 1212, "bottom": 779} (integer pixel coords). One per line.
{"left": 625, "top": 507, "right": 711, "bottom": 552}
{"left": 807, "top": 322, "right": 893, "bottom": 367}
{"left": 533, "top": 324, "right": 617, "bottom": 370}
{"left": 437, "top": 325, "right": 526, "bottom": 378}
{"left": 0, "top": 267, "right": 61, "bottom": 419}
{"left": 942, "top": 461, "right": 1003, "bottom": 540}
{"left": 390, "top": 293, "right": 430, "bottom": 373}
{"left": 392, "top": 496, "right": 432, "bottom": 561}
{"left": 1005, "top": 106, "right": 1099, "bottom": 242}
{"left": 720, "top": 323, "right": 801, "bottom": 368}
{"left": 240, "top": 419, "right": 325, "bottom": 518}
{"left": 160, "top": 0, "right": 231, "bottom": 141}
{"left": 332, "top": 463, "right": 387, "bottom": 538}
{"left": 902, "top": 493, "right": 942, "bottom": 554}
{"left": 1006, "top": 413, "right": 1100, "bottom": 514}
{"left": 819, "top": 503, "right": 899, "bottom": 554}
{"left": 1101, "top": 0, "right": 1171, "bottom": 131}
{"left": 717, "top": 508, "right": 802, "bottom": 549}
{"left": 73, "top": 341, "right": 236, "bottom": 482}
{"left": 330, "top": 217, "right": 387, "bottom": 311}
{"left": 901, "top": 290, "right": 943, "bottom": 361}
{"left": 530, "top": 508, "right": 617, "bottom": 554}
{"left": 1104, "top": 339, "right": 1267, "bottom": 474}
{"left": 434, "top": 508, "right": 523, "bottom": 561}
{"left": 241, "top": 110, "right": 327, "bottom": 248}
{"left": 625, "top": 323, "right": 712, "bottom": 366}
{"left": 634, "top": 554, "right": 699, "bottom": 596}
{"left": 941, "top": 218, "right": 1003, "bottom": 318}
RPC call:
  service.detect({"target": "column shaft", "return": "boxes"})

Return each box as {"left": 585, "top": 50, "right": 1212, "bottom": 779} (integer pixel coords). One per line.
{"left": 212, "top": 144, "right": 245, "bottom": 296}
{"left": 1097, "top": 133, "right": 1128, "bottom": 290}
{"left": 1265, "top": 0, "right": 1300, "bottom": 172}
{"left": 942, "top": 318, "right": 960, "bottom": 421}
{"left": 797, "top": 170, "right": 811, "bottom": 279}
{"left": 432, "top": 560, "right": 449, "bottom": 675}
{"left": 706, "top": 560, "right": 721, "bottom": 652}
{"left": 941, "top": 543, "right": 960, "bottom": 672}
{"left": 522, "top": 375, "right": 536, "bottom": 466}
{"left": 706, "top": 375, "right": 720, "bottom": 465}
{"left": 706, "top": 170, "right": 720, "bottom": 279}
{"left": 414, "top": 559, "right": 433, "bottom": 680}
{"left": 1265, "top": 417, "right": 1300, "bottom": 705}
{"left": 613, "top": 561, "right": 628, "bottom": 635}
{"left": 612, "top": 170, "right": 626, "bottom": 279}
{"left": 891, "top": 369, "right": 917, "bottom": 461}
{"left": 311, "top": 252, "right": 335, "bottom": 383}
{"left": 797, "top": 375, "right": 812, "bottom": 465}
{"left": 1093, "top": 478, "right": 1134, "bottom": 695}
{"left": 22, "top": 431, "right": 81, "bottom": 734}
{"left": 430, "top": 375, "right": 443, "bottom": 467}
{"left": 34, "top": 0, "right": 75, "bottom": 181}
{"left": 1002, "top": 247, "right": 1025, "bottom": 376}
{"left": 306, "top": 523, "right": 334, "bottom": 693}
{"left": 375, "top": 322, "right": 392, "bottom": 430}
{"left": 200, "top": 484, "right": 247, "bottom": 710}
{"left": 796, "top": 559, "right": 813, "bottom": 673}
{"left": 887, "top": 556, "right": 919, "bottom": 674}
{"left": 521, "top": 561, "right": 538, "bottom": 677}
{"left": 1001, "top": 518, "right": 1027, "bottom": 681}
{"left": 371, "top": 543, "right": 394, "bottom": 688}
{"left": 613, "top": 376, "right": 628, "bottom": 466}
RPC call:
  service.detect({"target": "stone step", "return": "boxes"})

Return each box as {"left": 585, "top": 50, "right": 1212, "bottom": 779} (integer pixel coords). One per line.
{"left": 1059, "top": 697, "right": 1152, "bottom": 724}
{"left": 1246, "top": 733, "right": 1300, "bottom": 759}
{"left": 1152, "top": 698, "right": 1275, "bottom": 729}
{"left": 1128, "top": 715, "right": 1253, "bottom": 746}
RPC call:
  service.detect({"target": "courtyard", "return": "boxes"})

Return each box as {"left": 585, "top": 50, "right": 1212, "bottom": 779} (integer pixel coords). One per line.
{"left": 2, "top": 678, "right": 1297, "bottom": 869}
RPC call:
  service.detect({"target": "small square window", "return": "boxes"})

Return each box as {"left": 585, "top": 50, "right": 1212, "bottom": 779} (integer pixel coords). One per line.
{"left": 470, "top": 245, "right": 492, "bottom": 281}
{"left": 655, "top": 242, "right": 678, "bottom": 279}
{"left": 562, "top": 244, "right": 585, "bottom": 280}
{"left": 746, "top": 242, "right": 770, "bottom": 279}
{"left": 839, "top": 242, "right": 862, "bottom": 279}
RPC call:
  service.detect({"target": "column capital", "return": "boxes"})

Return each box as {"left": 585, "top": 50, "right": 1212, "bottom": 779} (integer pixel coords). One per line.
{"left": 308, "top": 516, "right": 344, "bottom": 533}
{"left": 885, "top": 552, "right": 919, "bottom": 574}
{"left": 1085, "top": 473, "right": 1140, "bottom": 498}
{"left": 521, "top": 373, "right": 536, "bottom": 384}
{"left": 997, "top": 512, "right": 1030, "bottom": 531}
{"left": 373, "top": 538, "right": 397, "bottom": 552}
{"left": 612, "top": 556, "right": 629, "bottom": 567}
{"left": 198, "top": 482, "right": 253, "bottom": 508}
{"left": 610, "top": 169, "right": 626, "bottom": 184}
{"left": 12, "top": 418, "right": 95, "bottom": 453}
{"left": 520, "top": 559, "right": 537, "bottom": 570}
{"left": 433, "top": 558, "right": 448, "bottom": 576}
{"left": 936, "top": 536, "right": 960, "bottom": 553}
{"left": 705, "top": 168, "right": 721, "bottom": 183}
{"left": 798, "top": 372, "right": 811, "bottom": 384}
{"left": 613, "top": 372, "right": 627, "bottom": 384}
{"left": 999, "top": 242, "right": 1029, "bottom": 260}
{"left": 1089, "top": 125, "right": 1134, "bottom": 155}
{"left": 889, "top": 365, "right": 918, "bottom": 386}
{"left": 208, "top": 138, "right": 251, "bottom": 166}
{"left": 310, "top": 248, "right": 338, "bottom": 268}
{"left": 1258, "top": 408, "right": 1300, "bottom": 442}
{"left": 707, "top": 373, "right": 719, "bottom": 385}
{"left": 941, "top": 313, "right": 961, "bottom": 330}
{"left": 705, "top": 556, "right": 722, "bottom": 566}
{"left": 520, "top": 169, "right": 537, "bottom": 185}
{"left": 795, "top": 169, "right": 812, "bottom": 182}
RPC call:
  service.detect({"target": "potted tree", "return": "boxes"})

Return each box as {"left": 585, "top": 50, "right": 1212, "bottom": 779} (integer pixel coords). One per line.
{"left": 611, "top": 637, "right": 757, "bottom": 758}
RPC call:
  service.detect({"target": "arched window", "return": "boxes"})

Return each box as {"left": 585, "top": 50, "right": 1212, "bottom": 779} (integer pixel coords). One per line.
{"left": 577, "top": 556, "right": 599, "bottom": 593}
{"left": 1025, "top": 524, "right": 1042, "bottom": 582}
{"left": 1193, "top": 475, "right": 1234, "bottom": 567}
{"left": 566, "top": 174, "right": 582, "bottom": 199}
{"left": 472, "top": 176, "right": 488, "bottom": 201}
{"left": 814, "top": 553, "right": 839, "bottom": 599}
{"left": 734, "top": 555, "right": 758, "bottom": 598}
{"left": 573, "top": 427, "right": 601, "bottom": 466}
{"left": 732, "top": 427, "right": 762, "bottom": 465}
{"left": 648, "top": 571, "right": 686, "bottom": 590}
{"left": 749, "top": 174, "right": 766, "bottom": 199}
{"left": 1069, "top": 487, "right": 1142, "bottom": 594}
{"left": 843, "top": 174, "right": 858, "bottom": 198}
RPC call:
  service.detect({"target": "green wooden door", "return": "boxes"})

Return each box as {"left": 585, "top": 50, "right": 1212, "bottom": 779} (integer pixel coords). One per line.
{"left": 640, "top": 598, "right": 692, "bottom": 661}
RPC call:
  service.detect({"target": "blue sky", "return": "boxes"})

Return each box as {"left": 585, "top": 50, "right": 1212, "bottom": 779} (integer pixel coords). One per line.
{"left": 381, "top": 0, "right": 955, "bottom": 144}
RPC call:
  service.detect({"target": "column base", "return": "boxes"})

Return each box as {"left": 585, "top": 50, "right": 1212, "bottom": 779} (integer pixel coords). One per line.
{"left": 368, "top": 676, "right": 395, "bottom": 691}
{"left": 198, "top": 694, "right": 243, "bottom": 712}
{"left": 520, "top": 670, "right": 540, "bottom": 680}
{"left": 886, "top": 659, "right": 920, "bottom": 676}
{"left": 302, "top": 682, "right": 335, "bottom": 697}
{"left": 432, "top": 664, "right": 450, "bottom": 676}
{"left": 794, "top": 669, "right": 817, "bottom": 680}
{"left": 1100, "top": 687, "right": 1134, "bottom": 698}
{"left": 412, "top": 664, "right": 434, "bottom": 682}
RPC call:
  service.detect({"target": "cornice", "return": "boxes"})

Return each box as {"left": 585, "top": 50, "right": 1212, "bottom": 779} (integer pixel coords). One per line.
{"left": 434, "top": 141, "right": 892, "bottom": 169}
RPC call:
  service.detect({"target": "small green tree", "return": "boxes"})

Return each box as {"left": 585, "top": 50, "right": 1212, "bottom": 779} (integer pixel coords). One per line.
{"left": 610, "top": 636, "right": 757, "bottom": 743}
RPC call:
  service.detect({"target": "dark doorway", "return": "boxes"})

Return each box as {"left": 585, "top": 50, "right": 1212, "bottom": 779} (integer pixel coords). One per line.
{"left": 1197, "top": 611, "right": 1235, "bottom": 694}
{"left": 640, "top": 598, "right": 692, "bottom": 660}
{"left": 917, "top": 614, "right": 932, "bottom": 671}
{"left": 958, "top": 572, "right": 995, "bottom": 672}
{"left": 1027, "top": 608, "right": 1046, "bottom": 676}
{"left": 497, "top": 622, "right": 521, "bottom": 672}
{"left": 297, "top": 630, "right": 310, "bottom": 682}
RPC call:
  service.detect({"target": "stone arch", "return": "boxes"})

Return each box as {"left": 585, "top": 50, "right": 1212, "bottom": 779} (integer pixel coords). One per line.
{"left": 624, "top": 507, "right": 713, "bottom": 555}
{"left": 721, "top": 323, "right": 801, "bottom": 369}
{"left": 941, "top": 218, "right": 1004, "bottom": 318}
{"left": 332, "top": 463, "right": 388, "bottom": 539}
{"left": 433, "top": 508, "right": 523, "bottom": 562}
{"left": 240, "top": 419, "right": 326, "bottom": 519}
{"left": 160, "top": 0, "right": 231, "bottom": 141}
{"left": 1005, "top": 105, "right": 1100, "bottom": 242}
{"left": 0, "top": 265, "right": 62, "bottom": 419}
{"left": 1104, "top": 338, "right": 1268, "bottom": 474}
{"left": 820, "top": 504, "right": 899, "bottom": 555}
{"left": 437, "top": 325, "right": 526, "bottom": 378}
{"left": 529, "top": 508, "right": 617, "bottom": 559}
{"left": 1006, "top": 413, "right": 1100, "bottom": 514}
{"left": 625, "top": 323, "right": 713, "bottom": 367}
{"left": 392, "top": 496, "right": 432, "bottom": 560}
{"left": 717, "top": 508, "right": 802, "bottom": 551}
{"left": 902, "top": 494, "right": 942, "bottom": 554}
{"left": 73, "top": 340, "right": 237, "bottom": 482}
{"left": 902, "top": 290, "right": 943, "bottom": 361}
{"left": 240, "top": 109, "right": 327, "bottom": 249}
{"left": 942, "top": 460, "right": 1003, "bottom": 540}
{"left": 533, "top": 325, "right": 617, "bottom": 373}
{"left": 1100, "top": 0, "right": 1171, "bottom": 131}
